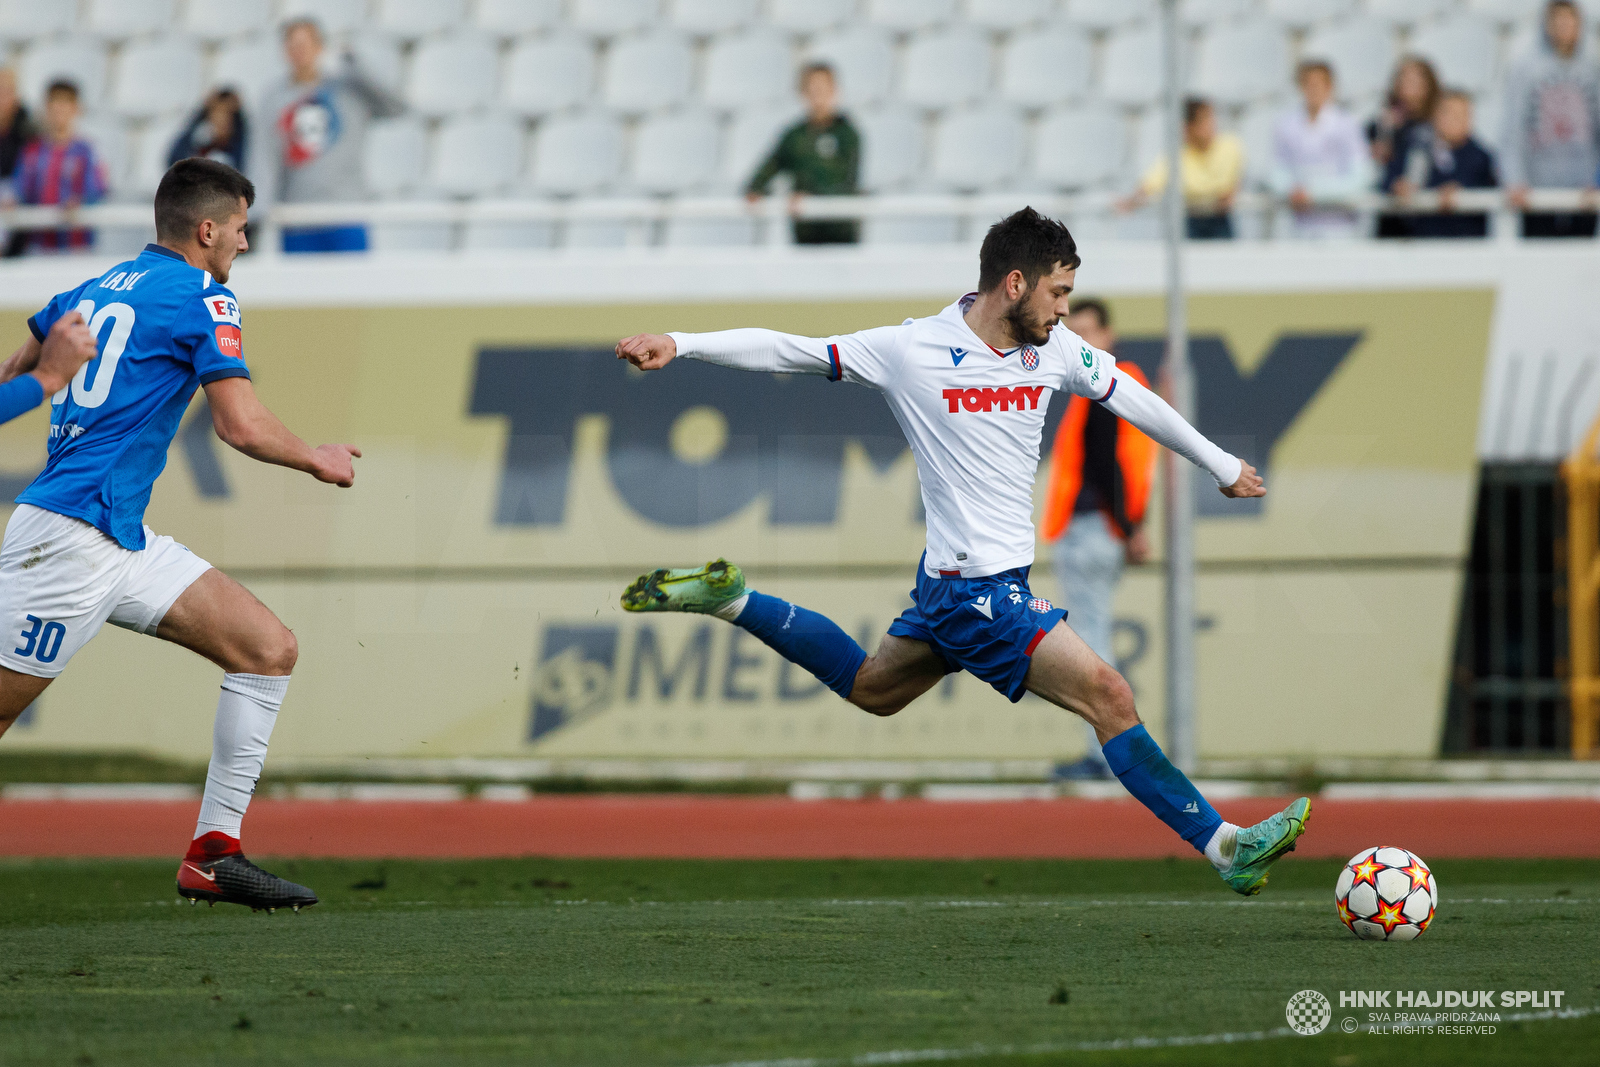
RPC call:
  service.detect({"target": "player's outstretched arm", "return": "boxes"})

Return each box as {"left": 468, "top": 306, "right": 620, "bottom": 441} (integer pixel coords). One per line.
{"left": 1100, "top": 368, "right": 1265, "bottom": 499}
{"left": 619, "top": 327, "right": 871, "bottom": 380}
{"left": 204, "top": 377, "right": 362, "bottom": 487}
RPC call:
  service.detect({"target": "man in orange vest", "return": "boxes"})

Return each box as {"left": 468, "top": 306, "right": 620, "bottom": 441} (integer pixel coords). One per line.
{"left": 1041, "top": 298, "right": 1158, "bottom": 779}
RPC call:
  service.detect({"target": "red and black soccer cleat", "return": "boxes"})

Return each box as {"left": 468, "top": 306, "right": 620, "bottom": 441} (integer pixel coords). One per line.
{"left": 177, "top": 851, "right": 319, "bottom": 913}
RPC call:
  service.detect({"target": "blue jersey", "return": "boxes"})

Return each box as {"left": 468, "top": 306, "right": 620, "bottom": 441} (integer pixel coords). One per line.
{"left": 22, "top": 243, "right": 251, "bottom": 550}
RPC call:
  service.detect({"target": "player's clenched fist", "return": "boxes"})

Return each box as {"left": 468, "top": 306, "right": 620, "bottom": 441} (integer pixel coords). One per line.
{"left": 34, "top": 311, "right": 100, "bottom": 394}
{"left": 616, "top": 333, "right": 677, "bottom": 371}
{"left": 1221, "top": 460, "right": 1265, "bottom": 499}
{"left": 309, "top": 443, "right": 362, "bottom": 488}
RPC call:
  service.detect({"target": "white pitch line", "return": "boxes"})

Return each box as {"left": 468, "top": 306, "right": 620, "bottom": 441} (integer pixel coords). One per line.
{"left": 695, "top": 1005, "right": 1600, "bottom": 1067}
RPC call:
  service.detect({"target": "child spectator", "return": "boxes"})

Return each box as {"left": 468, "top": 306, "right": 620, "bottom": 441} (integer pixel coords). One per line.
{"left": 1501, "top": 0, "right": 1600, "bottom": 237}
{"left": 0, "top": 66, "right": 40, "bottom": 258}
{"left": 1270, "top": 61, "right": 1372, "bottom": 238}
{"left": 1370, "top": 57, "right": 1441, "bottom": 237}
{"left": 746, "top": 63, "right": 862, "bottom": 245}
{"left": 169, "top": 88, "right": 249, "bottom": 173}
{"left": 1382, "top": 90, "right": 1499, "bottom": 238}
{"left": 12, "top": 80, "right": 108, "bottom": 253}
{"left": 1119, "top": 97, "right": 1243, "bottom": 239}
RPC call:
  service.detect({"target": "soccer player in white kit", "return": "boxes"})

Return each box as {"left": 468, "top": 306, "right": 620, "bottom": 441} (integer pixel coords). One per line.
{"left": 618, "top": 209, "right": 1310, "bottom": 894}
{"left": 0, "top": 159, "right": 361, "bottom": 911}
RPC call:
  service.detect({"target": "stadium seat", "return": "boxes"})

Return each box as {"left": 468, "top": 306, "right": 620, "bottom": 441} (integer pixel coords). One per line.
{"left": 931, "top": 106, "right": 1024, "bottom": 191}
{"left": 362, "top": 117, "right": 429, "bottom": 197}
{"left": 472, "top": 0, "right": 562, "bottom": 37}
{"left": 899, "top": 27, "right": 992, "bottom": 111}
{"left": 1264, "top": 0, "right": 1356, "bottom": 25}
{"left": 768, "top": 0, "right": 857, "bottom": 35}
{"left": 18, "top": 40, "right": 109, "bottom": 109}
{"left": 855, "top": 106, "right": 925, "bottom": 191}
{"left": 1030, "top": 107, "right": 1128, "bottom": 190}
{"left": 371, "top": 197, "right": 457, "bottom": 253}
{"left": 125, "top": 113, "right": 188, "bottom": 195}
{"left": 1364, "top": 0, "right": 1455, "bottom": 27}
{"left": 180, "top": 0, "right": 272, "bottom": 41}
{"left": 0, "top": 0, "right": 75, "bottom": 43}
{"left": 430, "top": 115, "right": 524, "bottom": 197}
{"left": 1192, "top": 22, "right": 1292, "bottom": 106}
{"left": 374, "top": 0, "right": 468, "bottom": 39}
{"left": 723, "top": 104, "right": 804, "bottom": 190}
{"left": 1065, "top": 0, "right": 1156, "bottom": 31}
{"left": 963, "top": 0, "right": 1056, "bottom": 32}
{"left": 1301, "top": 18, "right": 1398, "bottom": 101}
{"left": 1410, "top": 16, "right": 1501, "bottom": 96}
{"left": 503, "top": 36, "right": 595, "bottom": 116}
{"left": 406, "top": 34, "right": 499, "bottom": 118}
{"left": 1473, "top": 93, "right": 1504, "bottom": 151}
{"left": 701, "top": 29, "right": 795, "bottom": 112}
{"left": 1181, "top": 0, "right": 1254, "bottom": 25}
{"left": 348, "top": 36, "right": 406, "bottom": 95}
{"left": 208, "top": 36, "right": 287, "bottom": 109}
{"left": 999, "top": 28, "right": 1093, "bottom": 108}
{"left": 1131, "top": 108, "right": 1169, "bottom": 177}
{"left": 279, "top": 0, "right": 366, "bottom": 35}
{"left": 82, "top": 0, "right": 175, "bottom": 39}
{"left": 601, "top": 33, "right": 692, "bottom": 113}
{"left": 805, "top": 28, "right": 896, "bottom": 108}
{"left": 111, "top": 39, "right": 203, "bottom": 120}
{"left": 570, "top": 0, "right": 659, "bottom": 37}
{"left": 865, "top": 0, "right": 960, "bottom": 33}
{"left": 1467, "top": 0, "right": 1547, "bottom": 25}
{"left": 670, "top": 0, "right": 759, "bottom": 35}
{"left": 1235, "top": 102, "right": 1281, "bottom": 190}
{"left": 76, "top": 113, "right": 130, "bottom": 191}
{"left": 527, "top": 112, "right": 625, "bottom": 195}
{"left": 630, "top": 110, "right": 721, "bottom": 194}
{"left": 1099, "top": 26, "right": 1164, "bottom": 107}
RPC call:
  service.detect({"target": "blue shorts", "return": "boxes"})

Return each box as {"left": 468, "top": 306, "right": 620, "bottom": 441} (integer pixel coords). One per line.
{"left": 282, "top": 225, "right": 369, "bottom": 253}
{"left": 887, "top": 556, "right": 1068, "bottom": 703}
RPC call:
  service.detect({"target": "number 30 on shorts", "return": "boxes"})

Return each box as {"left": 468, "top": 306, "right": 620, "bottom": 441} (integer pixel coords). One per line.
{"left": 15, "top": 615, "right": 66, "bottom": 664}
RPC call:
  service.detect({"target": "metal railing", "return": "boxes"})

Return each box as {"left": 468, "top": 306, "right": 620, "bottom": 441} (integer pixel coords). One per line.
{"left": 1564, "top": 411, "right": 1600, "bottom": 758}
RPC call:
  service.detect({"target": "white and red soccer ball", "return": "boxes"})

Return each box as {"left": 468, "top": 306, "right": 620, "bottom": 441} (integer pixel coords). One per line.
{"left": 1335, "top": 846, "right": 1437, "bottom": 941}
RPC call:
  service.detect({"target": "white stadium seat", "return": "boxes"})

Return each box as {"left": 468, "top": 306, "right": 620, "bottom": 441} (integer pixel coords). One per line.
{"left": 180, "top": 0, "right": 272, "bottom": 41}
{"left": 1264, "top": 0, "right": 1357, "bottom": 25}
{"left": 472, "top": 0, "right": 563, "bottom": 36}
{"left": 1467, "top": 0, "right": 1547, "bottom": 25}
{"left": 83, "top": 0, "right": 176, "bottom": 39}
{"left": 999, "top": 29, "right": 1093, "bottom": 108}
{"left": 430, "top": 115, "right": 523, "bottom": 196}
{"left": 0, "top": 0, "right": 75, "bottom": 42}
{"left": 570, "top": 0, "right": 659, "bottom": 37}
{"left": 1030, "top": 107, "right": 1127, "bottom": 190}
{"left": 1473, "top": 92, "right": 1504, "bottom": 151}
{"left": 601, "top": 33, "right": 691, "bottom": 113}
{"left": 1099, "top": 26, "right": 1163, "bottom": 107}
{"left": 931, "top": 106, "right": 1024, "bottom": 192}
{"left": 1235, "top": 104, "right": 1279, "bottom": 188}
{"left": 723, "top": 104, "right": 804, "bottom": 189}
{"left": 1410, "top": 16, "right": 1501, "bottom": 96}
{"left": 1182, "top": 0, "right": 1254, "bottom": 25}
{"left": 112, "top": 39, "right": 203, "bottom": 119}
{"left": 963, "top": 0, "right": 1056, "bottom": 32}
{"left": 208, "top": 36, "right": 287, "bottom": 109}
{"left": 126, "top": 113, "right": 188, "bottom": 195}
{"left": 855, "top": 106, "right": 925, "bottom": 191}
{"left": 670, "top": 0, "right": 759, "bottom": 35}
{"left": 362, "top": 117, "right": 429, "bottom": 197}
{"left": 528, "top": 113, "right": 625, "bottom": 194}
{"left": 1131, "top": 108, "right": 1168, "bottom": 176}
{"left": 1364, "top": 0, "right": 1455, "bottom": 27}
{"left": 347, "top": 36, "right": 406, "bottom": 95}
{"left": 76, "top": 113, "right": 130, "bottom": 191}
{"left": 19, "top": 40, "right": 109, "bottom": 109}
{"left": 1066, "top": 0, "right": 1155, "bottom": 31}
{"left": 406, "top": 34, "right": 499, "bottom": 117}
{"left": 1193, "top": 22, "right": 1292, "bottom": 106}
{"left": 1301, "top": 18, "right": 1398, "bottom": 101}
{"left": 865, "top": 0, "right": 960, "bottom": 33}
{"left": 629, "top": 110, "right": 720, "bottom": 194}
{"left": 374, "top": 0, "right": 468, "bottom": 39}
{"left": 768, "top": 0, "right": 857, "bottom": 35}
{"left": 701, "top": 30, "right": 794, "bottom": 111}
{"left": 805, "top": 28, "right": 896, "bottom": 108}
{"left": 279, "top": 0, "right": 366, "bottom": 35}
{"left": 503, "top": 36, "right": 595, "bottom": 116}
{"left": 899, "top": 27, "right": 992, "bottom": 111}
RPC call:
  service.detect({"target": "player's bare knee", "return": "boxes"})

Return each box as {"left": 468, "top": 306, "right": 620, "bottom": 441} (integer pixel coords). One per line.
{"left": 246, "top": 626, "right": 297, "bottom": 676}
{"left": 1089, "top": 662, "right": 1137, "bottom": 730}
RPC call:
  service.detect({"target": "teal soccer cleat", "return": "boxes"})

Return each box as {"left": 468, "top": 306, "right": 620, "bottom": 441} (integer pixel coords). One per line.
{"left": 1222, "top": 796, "right": 1312, "bottom": 896}
{"left": 621, "top": 559, "right": 746, "bottom": 614}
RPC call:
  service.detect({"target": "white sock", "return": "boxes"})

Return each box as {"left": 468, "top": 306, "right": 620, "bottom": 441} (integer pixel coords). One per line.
{"left": 193, "top": 673, "right": 290, "bottom": 841}
{"left": 712, "top": 592, "right": 750, "bottom": 622}
{"left": 1204, "top": 822, "right": 1240, "bottom": 872}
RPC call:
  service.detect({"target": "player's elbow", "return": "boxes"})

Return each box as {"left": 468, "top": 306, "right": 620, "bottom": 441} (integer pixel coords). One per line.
{"left": 211, "top": 414, "right": 260, "bottom": 452}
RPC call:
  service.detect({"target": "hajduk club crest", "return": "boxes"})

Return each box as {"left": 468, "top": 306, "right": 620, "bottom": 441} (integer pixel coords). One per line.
{"left": 1020, "top": 345, "right": 1039, "bottom": 371}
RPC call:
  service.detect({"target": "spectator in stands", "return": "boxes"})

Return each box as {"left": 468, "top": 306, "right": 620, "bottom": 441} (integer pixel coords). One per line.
{"left": 12, "top": 80, "right": 108, "bottom": 254}
{"left": 745, "top": 63, "right": 862, "bottom": 245}
{"left": 169, "top": 88, "right": 249, "bottom": 173}
{"left": 1270, "top": 60, "right": 1371, "bottom": 238}
{"left": 1382, "top": 90, "right": 1499, "bottom": 239}
{"left": 251, "top": 17, "right": 403, "bottom": 253}
{"left": 1369, "top": 56, "right": 1441, "bottom": 238}
{"left": 1042, "top": 298, "right": 1156, "bottom": 780}
{"left": 1501, "top": 0, "right": 1600, "bottom": 238}
{"left": 0, "top": 66, "right": 40, "bottom": 258}
{"left": 1118, "top": 97, "right": 1243, "bottom": 240}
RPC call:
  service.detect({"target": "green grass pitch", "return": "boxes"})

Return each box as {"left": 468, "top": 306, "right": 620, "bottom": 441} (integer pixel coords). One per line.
{"left": 1, "top": 857, "right": 1596, "bottom": 1066}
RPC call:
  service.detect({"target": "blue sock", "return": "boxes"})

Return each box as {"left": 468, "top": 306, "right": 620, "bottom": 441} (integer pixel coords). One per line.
{"left": 1100, "top": 724, "right": 1222, "bottom": 852}
{"left": 730, "top": 591, "right": 867, "bottom": 699}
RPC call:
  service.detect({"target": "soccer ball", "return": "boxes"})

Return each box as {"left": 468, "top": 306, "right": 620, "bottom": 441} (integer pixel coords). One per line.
{"left": 1335, "top": 846, "right": 1437, "bottom": 941}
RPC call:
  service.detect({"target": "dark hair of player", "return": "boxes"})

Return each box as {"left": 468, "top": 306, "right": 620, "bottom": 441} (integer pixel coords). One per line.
{"left": 1296, "top": 59, "right": 1334, "bottom": 83}
{"left": 45, "top": 79, "right": 79, "bottom": 103}
{"left": 799, "top": 62, "right": 835, "bottom": 88}
{"left": 1184, "top": 97, "right": 1211, "bottom": 126}
{"left": 155, "top": 158, "right": 256, "bottom": 242}
{"left": 1071, "top": 298, "right": 1112, "bottom": 330}
{"left": 977, "top": 207, "right": 1081, "bottom": 294}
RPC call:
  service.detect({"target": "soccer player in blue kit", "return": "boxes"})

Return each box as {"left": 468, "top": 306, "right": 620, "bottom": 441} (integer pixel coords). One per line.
{"left": 0, "top": 159, "right": 361, "bottom": 911}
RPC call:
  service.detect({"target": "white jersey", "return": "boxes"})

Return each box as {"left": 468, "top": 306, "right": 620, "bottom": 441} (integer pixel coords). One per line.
{"left": 669, "top": 293, "right": 1241, "bottom": 579}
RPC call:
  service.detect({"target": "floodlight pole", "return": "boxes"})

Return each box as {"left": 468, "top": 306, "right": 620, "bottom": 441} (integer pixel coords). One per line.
{"left": 1160, "top": 0, "right": 1198, "bottom": 775}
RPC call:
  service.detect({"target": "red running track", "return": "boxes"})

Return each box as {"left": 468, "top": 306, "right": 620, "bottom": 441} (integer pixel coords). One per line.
{"left": 2, "top": 796, "right": 1598, "bottom": 859}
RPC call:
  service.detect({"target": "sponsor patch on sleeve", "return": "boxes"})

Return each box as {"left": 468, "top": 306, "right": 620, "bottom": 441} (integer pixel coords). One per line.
{"left": 203, "top": 294, "right": 241, "bottom": 325}
{"left": 214, "top": 324, "right": 244, "bottom": 359}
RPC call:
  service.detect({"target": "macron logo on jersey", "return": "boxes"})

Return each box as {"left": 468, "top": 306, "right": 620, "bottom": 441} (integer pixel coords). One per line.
{"left": 941, "top": 385, "right": 1045, "bottom": 413}
{"left": 204, "top": 295, "right": 241, "bottom": 326}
